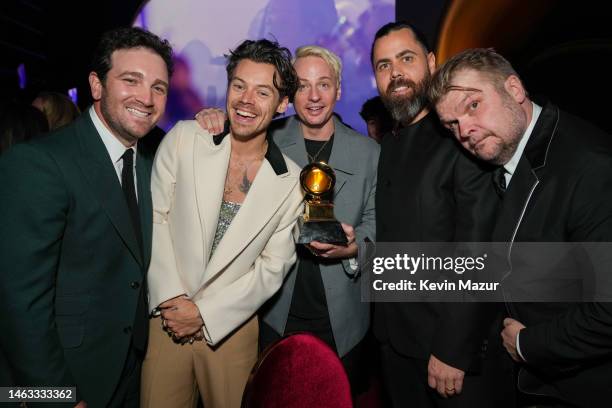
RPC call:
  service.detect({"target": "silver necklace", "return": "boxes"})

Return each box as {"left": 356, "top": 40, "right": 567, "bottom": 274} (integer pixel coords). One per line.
{"left": 306, "top": 136, "right": 332, "bottom": 163}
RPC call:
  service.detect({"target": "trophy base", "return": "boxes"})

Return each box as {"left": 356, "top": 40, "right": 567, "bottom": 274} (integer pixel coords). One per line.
{"left": 297, "top": 218, "right": 348, "bottom": 245}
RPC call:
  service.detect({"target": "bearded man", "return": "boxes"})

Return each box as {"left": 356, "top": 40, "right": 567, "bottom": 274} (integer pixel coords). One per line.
{"left": 371, "top": 22, "right": 513, "bottom": 407}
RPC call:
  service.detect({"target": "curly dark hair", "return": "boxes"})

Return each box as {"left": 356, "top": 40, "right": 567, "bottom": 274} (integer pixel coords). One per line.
{"left": 226, "top": 39, "right": 299, "bottom": 103}
{"left": 91, "top": 27, "right": 174, "bottom": 83}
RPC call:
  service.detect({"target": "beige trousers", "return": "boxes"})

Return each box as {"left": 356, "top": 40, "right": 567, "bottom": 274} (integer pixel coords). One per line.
{"left": 141, "top": 315, "right": 258, "bottom": 408}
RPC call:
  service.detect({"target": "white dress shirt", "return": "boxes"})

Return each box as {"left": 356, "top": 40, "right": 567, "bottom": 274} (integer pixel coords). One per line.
{"left": 89, "top": 107, "right": 138, "bottom": 200}
{"left": 503, "top": 102, "right": 542, "bottom": 187}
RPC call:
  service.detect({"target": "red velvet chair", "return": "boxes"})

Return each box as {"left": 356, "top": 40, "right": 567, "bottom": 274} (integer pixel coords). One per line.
{"left": 242, "top": 333, "right": 353, "bottom": 407}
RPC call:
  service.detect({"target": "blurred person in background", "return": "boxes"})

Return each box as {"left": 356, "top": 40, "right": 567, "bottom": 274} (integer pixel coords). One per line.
{"left": 157, "top": 55, "right": 204, "bottom": 131}
{"left": 359, "top": 95, "right": 393, "bottom": 143}
{"left": 0, "top": 102, "right": 48, "bottom": 154}
{"left": 32, "top": 91, "right": 80, "bottom": 131}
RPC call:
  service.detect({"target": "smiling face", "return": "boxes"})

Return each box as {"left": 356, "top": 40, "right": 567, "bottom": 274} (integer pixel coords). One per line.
{"left": 372, "top": 28, "right": 435, "bottom": 125}
{"left": 89, "top": 47, "right": 168, "bottom": 147}
{"left": 226, "top": 59, "right": 288, "bottom": 141}
{"left": 435, "top": 69, "right": 529, "bottom": 165}
{"left": 293, "top": 55, "right": 340, "bottom": 132}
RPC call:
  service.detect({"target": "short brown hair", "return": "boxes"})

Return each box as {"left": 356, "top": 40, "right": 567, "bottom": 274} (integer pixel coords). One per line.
{"left": 91, "top": 27, "right": 174, "bottom": 83}
{"left": 429, "top": 48, "right": 520, "bottom": 106}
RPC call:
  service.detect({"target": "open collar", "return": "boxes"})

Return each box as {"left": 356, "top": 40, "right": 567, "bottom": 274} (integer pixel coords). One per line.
{"left": 213, "top": 123, "right": 288, "bottom": 176}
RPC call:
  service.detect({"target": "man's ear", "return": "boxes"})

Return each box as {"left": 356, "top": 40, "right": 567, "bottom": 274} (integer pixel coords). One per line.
{"left": 504, "top": 75, "right": 527, "bottom": 104}
{"left": 276, "top": 96, "right": 289, "bottom": 114}
{"left": 427, "top": 52, "right": 436, "bottom": 75}
{"left": 89, "top": 72, "right": 103, "bottom": 101}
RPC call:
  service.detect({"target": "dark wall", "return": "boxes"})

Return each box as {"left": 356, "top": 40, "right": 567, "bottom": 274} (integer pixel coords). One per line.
{"left": 397, "top": 0, "right": 612, "bottom": 133}
{"left": 395, "top": 0, "right": 447, "bottom": 51}
{"left": 1, "top": 0, "right": 147, "bottom": 108}
{"left": 511, "top": 2, "right": 612, "bottom": 132}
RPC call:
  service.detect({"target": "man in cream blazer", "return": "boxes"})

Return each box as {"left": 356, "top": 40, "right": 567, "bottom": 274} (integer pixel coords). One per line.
{"left": 141, "top": 39, "right": 303, "bottom": 408}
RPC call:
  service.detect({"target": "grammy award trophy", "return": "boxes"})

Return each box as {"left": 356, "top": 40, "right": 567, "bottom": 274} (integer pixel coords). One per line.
{"left": 297, "top": 161, "right": 348, "bottom": 245}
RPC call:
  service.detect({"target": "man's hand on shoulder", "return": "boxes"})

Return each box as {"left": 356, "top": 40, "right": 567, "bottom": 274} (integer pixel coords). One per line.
{"left": 195, "top": 107, "right": 226, "bottom": 134}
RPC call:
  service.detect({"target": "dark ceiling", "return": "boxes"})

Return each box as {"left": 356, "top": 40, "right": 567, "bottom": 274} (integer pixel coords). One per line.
{"left": 1, "top": 0, "right": 146, "bottom": 106}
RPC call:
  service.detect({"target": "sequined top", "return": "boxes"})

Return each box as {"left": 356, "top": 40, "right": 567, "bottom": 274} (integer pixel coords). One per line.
{"left": 210, "top": 200, "right": 241, "bottom": 257}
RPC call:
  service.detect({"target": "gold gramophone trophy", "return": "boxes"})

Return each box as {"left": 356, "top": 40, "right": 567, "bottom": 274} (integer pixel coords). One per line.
{"left": 297, "top": 161, "right": 348, "bottom": 245}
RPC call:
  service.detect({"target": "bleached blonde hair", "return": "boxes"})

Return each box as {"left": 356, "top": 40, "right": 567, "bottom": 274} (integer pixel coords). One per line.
{"left": 294, "top": 45, "right": 342, "bottom": 87}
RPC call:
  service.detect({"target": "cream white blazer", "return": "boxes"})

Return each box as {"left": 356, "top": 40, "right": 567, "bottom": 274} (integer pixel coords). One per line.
{"left": 148, "top": 120, "right": 303, "bottom": 345}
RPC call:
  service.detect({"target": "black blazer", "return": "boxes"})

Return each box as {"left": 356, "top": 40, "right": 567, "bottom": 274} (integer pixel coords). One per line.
{"left": 0, "top": 113, "right": 152, "bottom": 406}
{"left": 374, "top": 112, "right": 500, "bottom": 371}
{"left": 494, "top": 101, "right": 612, "bottom": 407}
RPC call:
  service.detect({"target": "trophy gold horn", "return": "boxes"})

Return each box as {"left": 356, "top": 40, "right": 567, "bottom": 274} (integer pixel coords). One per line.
{"left": 297, "top": 161, "right": 348, "bottom": 245}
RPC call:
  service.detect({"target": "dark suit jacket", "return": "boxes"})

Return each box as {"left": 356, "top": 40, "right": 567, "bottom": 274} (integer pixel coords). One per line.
{"left": 494, "top": 102, "right": 612, "bottom": 407}
{"left": 0, "top": 113, "right": 152, "bottom": 407}
{"left": 374, "top": 112, "right": 501, "bottom": 372}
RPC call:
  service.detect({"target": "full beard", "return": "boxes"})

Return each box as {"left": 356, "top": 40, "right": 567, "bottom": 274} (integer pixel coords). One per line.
{"left": 381, "top": 73, "right": 431, "bottom": 125}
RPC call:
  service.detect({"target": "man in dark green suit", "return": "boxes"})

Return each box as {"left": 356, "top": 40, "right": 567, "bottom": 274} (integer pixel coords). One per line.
{"left": 0, "top": 27, "right": 173, "bottom": 407}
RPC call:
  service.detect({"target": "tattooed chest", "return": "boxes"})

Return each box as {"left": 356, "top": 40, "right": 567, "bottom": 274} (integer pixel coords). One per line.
{"left": 223, "top": 159, "right": 262, "bottom": 199}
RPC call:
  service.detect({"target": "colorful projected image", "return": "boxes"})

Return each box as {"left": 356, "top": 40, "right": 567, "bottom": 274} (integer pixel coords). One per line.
{"left": 134, "top": 0, "right": 394, "bottom": 134}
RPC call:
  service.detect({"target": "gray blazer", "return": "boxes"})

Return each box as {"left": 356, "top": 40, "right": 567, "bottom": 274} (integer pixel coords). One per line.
{"left": 262, "top": 115, "right": 379, "bottom": 356}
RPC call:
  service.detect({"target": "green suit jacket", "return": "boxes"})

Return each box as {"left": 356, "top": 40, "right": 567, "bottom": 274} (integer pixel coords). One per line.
{"left": 0, "top": 113, "right": 152, "bottom": 407}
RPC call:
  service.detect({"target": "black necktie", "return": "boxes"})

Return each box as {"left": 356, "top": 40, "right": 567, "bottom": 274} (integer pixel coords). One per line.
{"left": 493, "top": 167, "right": 507, "bottom": 197}
{"left": 121, "top": 149, "right": 148, "bottom": 352}
{"left": 121, "top": 149, "right": 143, "bottom": 254}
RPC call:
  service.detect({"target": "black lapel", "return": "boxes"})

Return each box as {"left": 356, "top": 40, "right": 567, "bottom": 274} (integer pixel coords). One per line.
{"left": 524, "top": 102, "right": 559, "bottom": 171}
{"left": 492, "top": 102, "right": 559, "bottom": 242}
{"left": 75, "top": 114, "right": 144, "bottom": 267}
